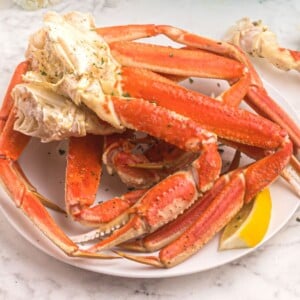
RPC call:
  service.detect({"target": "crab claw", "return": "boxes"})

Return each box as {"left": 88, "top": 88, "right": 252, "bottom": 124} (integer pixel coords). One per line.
{"left": 87, "top": 171, "right": 200, "bottom": 252}
{"left": 113, "top": 171, "right": 245, "bottom": 268}
{"left": 119, "top": 175, "right": 228, "bottom": 253}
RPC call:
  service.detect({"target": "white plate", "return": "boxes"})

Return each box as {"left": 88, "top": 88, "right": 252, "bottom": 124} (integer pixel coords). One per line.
{"left": 0, "top": 80, "right": 299, "bottom": 279}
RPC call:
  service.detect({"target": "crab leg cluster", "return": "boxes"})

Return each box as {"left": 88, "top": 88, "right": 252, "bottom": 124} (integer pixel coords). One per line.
{"left": 0, "top": 63, "right": 118, "bottom": 258}
{"left": 0, "top": 12, "right": 299, "bottom": 268}
{"left": 74, "top": 22, "right": 299, "bottom": 266}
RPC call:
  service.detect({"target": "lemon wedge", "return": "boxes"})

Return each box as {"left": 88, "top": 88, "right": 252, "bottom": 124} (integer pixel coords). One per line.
{"left": 219, "top": 188, "right": 272, "bottom": 250}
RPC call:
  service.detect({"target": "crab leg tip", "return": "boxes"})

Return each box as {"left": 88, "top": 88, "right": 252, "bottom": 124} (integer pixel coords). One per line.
{"left": 113, "top": 250, "right": 165, "bottom": 268}
{"left": 72, "top": 250, "right": 120, "bottom": 259}
{"left": 37, "top": 193, "right": 66, "bottom": 214}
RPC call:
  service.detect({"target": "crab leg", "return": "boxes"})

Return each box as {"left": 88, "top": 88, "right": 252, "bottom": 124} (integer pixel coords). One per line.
{"left": 0, "top": 62, "right": 32, "bottom": 161}
{"left": 117, "top": 171, "right": 245, "bottom": 267}
{"left": 120, "top": 175, "right": 228, "bottom": 252}
{"left": 97, "top": 24, "right": 300, "bottom": 150}
{"left": 120, "top": 67, "right": 285, "bottom": 150}
{"left": 64, "top": 57, "right": 295, "bottom": 264}
{"left": 110, "top": 41, "right": 250, "bottom": 107}
{"left": 98, "top": 26, "right": 251, "bottom": 105}
{"left": 77, "top": 189, "right": 147, "bottom": 227}
{"left": 0, "top": 64, "right": 116, "bottom": 259}
{"left": 0, "top": 157, "right": 118, "bottom": 258}
{"left": 245, "top": 87, "right": 300, "bottom": 154}
{"left": 218, "top": 72, "right": 251, "bottom": 106}
{"left": 117, "top": 138, "right": 293, "bottom": 267}
{"left": 96, "top": 24, "right": 158, "bottom": 43}
{"left": 119, "top": 66, "right": 299, "bottom": 193}
{"left": 110, "top": 41, "right": 244, "bottom": 80}
{"left": 65, "top": 135, "right": 103, "bottom": 218}
{"left": 0, "top": 61, "right": 29, "bottom": 131}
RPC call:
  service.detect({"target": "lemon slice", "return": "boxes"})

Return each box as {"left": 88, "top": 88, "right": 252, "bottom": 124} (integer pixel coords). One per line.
{"left": 219, "top": 188, "right": 272, "bottom": 250}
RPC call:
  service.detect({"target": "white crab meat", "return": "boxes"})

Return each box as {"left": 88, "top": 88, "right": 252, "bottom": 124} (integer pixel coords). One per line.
{"left": 12, "top": 83, "right": 120, "bottom": 142}
{"left": 226, "top": 17, "right": 300, "bottom": 72}
{"left": 22, "top": 11, "right": 124, "bottom": 129}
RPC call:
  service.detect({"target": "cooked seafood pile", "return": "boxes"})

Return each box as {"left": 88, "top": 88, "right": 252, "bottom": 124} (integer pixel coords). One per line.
{"left": 0, "top": 11, "right": 299, "bottom": 268}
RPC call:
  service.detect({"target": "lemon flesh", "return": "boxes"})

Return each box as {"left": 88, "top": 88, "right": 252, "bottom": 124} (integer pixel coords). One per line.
{"left": 219, "top": 188, "right": 272, "bottom": 250}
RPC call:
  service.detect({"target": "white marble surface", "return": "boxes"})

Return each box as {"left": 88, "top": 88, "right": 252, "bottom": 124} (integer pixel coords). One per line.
{"left": 0, "top": 0, "right": 299, "bottom": 299}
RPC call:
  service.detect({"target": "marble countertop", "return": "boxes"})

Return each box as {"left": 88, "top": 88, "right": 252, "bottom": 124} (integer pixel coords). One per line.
{"left": 0, "top": 0, "right": 299, "bottom": 299}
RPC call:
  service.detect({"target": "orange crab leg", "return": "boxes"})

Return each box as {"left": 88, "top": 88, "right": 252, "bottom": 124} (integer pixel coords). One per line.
{"left": 244, "top": 137, "right": 293, "bottom": 202}
{"left": 0, "top": 103, "right": 30, "bottom": 161}
{"left": 220, "top": 72, "right": 251, "bottom": 106}
{"left": 117, "top": 171, "right": 245, "bottom": 267}
{"left": 96, "top": 24, "right": 157, "bottom": 43}
{"left": 220, "top": 138, "right": 300, "bottom": 196}
{"left": 245, "top": 87, "right": 300, "bottom": 152}
{"left": 0, "top": 159, "right": 73, "bottom": 254}
{"left": 99, "top": 25, "right": 250, "bottom": 100}
{"left": 120, "top": 67, "right": 285, "bottom": 150}
{"left": 0, "top": 61, "right": 29, "bottom": 131}
{"left": 0, "top": 61, "right": 31, "bottom": 159}
{"left": 66, "top": 92, "right": 220, "bottom": 226}
{"left": 111, "top": 41, "right": 250, "bottom": 107}
{"left": 99, "top": 24, "right": 299, "bottom": 153}
{"left": 118, "top": 138, "right": 294, "bottom": 256}
{"left": 0, "top": 157, "right": 118, "bottom": 258}
{"left": 110, "top": 41, "right": 244, "bottom": 80}
{"left": 65, "top": 135, "right": 103, "bottom": 218}
{"left": 120, "top": 175, "right": 228, "bottom": 252}
{"left": 118, "top": 137, "right": 294, "bottom": 253}
{"left": 77, "top": 189, "right": 147, "bottom": 227}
